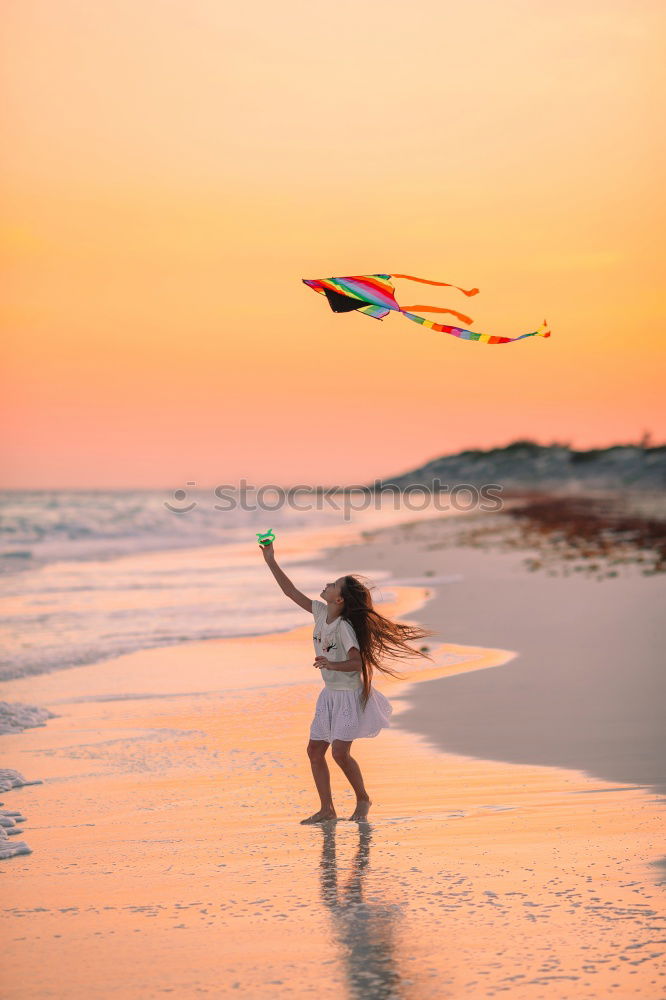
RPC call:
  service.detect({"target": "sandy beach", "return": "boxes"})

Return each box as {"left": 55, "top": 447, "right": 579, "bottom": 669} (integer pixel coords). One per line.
{"left": 1, "top": 503, "right": 665, "bottom": 998}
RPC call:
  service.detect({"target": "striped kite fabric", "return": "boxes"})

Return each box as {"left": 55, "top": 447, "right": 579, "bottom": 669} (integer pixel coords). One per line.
{"left": 302, "top": 273, "right": 551, "bottom": 344}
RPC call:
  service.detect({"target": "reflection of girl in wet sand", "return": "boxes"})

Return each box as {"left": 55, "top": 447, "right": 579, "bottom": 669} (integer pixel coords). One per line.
{"left": 318, "top": 821, "right": 403, "bottom": 993}
{"left": 260, "top": 539, "right": 434, "bottom": 824}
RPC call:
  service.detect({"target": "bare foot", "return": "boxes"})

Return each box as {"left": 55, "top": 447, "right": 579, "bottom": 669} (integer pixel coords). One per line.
{"left": 348, "top": 797, "right": 372, "bottom": 822}
{"left": 300, "top": 807, "right": 337, "bottom": 825}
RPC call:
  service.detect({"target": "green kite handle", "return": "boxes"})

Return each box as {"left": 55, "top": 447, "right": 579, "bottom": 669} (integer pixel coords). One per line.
{"left": 256, "top": 529, "right": 276, "bottom": 547}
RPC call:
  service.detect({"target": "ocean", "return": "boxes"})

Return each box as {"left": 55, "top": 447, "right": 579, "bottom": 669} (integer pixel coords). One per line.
{"left": 1, "top": 488, "right": 444, "bottom": 682}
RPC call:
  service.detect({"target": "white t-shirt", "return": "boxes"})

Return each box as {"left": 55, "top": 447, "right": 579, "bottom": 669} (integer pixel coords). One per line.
{"left": 311, "top": 599, "right": 363, "bottom": 691}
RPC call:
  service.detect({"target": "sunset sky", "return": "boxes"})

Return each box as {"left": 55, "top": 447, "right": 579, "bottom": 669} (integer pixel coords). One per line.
{"left": 2, "top": 0, "right": 664, "bottom": 489}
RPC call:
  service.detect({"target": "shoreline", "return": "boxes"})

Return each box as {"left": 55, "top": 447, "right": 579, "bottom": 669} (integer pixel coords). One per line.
{"left": 3, "top": 491, "right": 664, "bottom": 809}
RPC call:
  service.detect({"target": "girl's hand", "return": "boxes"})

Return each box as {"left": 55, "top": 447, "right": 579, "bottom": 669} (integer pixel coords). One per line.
{"left": 314, "top": 655, "right": 332, "bottom": 670}
{"left": 259, "top": 540, "right": 275, "bottom": 561}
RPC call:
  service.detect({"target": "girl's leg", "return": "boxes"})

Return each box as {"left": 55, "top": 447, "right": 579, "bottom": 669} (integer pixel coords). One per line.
{"left": 331, "top": 739, "right": 372, "bottom": 821}
{"left": 301, "top": 739, "right": 337, "bottom": 824}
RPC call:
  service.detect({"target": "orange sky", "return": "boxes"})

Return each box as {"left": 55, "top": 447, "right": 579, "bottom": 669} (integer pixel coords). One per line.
{"left": 1, "top": 0, "right": 665, "bottom": 489}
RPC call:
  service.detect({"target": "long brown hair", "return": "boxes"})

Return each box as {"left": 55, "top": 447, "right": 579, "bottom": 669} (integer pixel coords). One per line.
{"left": 339, "top": 574, "right": 436, "bottom": 710}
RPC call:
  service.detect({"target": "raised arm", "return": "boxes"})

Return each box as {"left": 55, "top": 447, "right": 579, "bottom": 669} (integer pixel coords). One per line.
{"left": 260, "top": 541, "right": 312, "bottom": 613}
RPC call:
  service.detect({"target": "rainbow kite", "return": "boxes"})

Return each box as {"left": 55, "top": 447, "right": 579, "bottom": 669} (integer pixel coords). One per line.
{"left": 302, "top": 273, "right": 551, "bottom": 344}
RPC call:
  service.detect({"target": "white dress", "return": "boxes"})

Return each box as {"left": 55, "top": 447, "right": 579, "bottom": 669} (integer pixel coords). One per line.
{"left": 309, "top": 599, "right": 393, "bottom": 743}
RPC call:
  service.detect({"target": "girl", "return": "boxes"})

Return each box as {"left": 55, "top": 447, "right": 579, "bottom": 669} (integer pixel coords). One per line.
{"left": 260, "top": 539, "right": 435, "bottom": 824}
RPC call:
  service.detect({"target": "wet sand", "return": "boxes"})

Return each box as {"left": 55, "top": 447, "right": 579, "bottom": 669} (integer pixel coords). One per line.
{"left": 1, "top": 509, "right": 665, "bottom": 998}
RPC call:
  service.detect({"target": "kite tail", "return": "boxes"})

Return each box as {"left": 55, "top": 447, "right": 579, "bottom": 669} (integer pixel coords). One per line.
{"left": 401, "top": 311, "right": 551, "bottom": 344}
{"left": 399, "top": 305, "right": 475, "bottom": 325}
{"left": 391, "top": 273, "right": 480, "bottom": 297}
